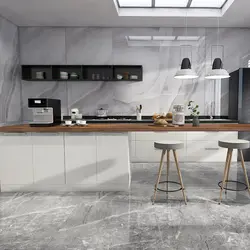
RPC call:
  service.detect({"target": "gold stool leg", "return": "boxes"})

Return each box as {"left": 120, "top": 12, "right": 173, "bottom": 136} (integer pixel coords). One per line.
{"left": 239, "top": 150, "right": 250, "bottom": 196}
{"left": 225, "top": 149, "right": 231, "bottom": 194}
{"left": 173, "top": 149, "right": 187, "bottom": 205}
{"left": 152, "top": 150, "right": 166, "bottom": 204}
{"left": 219, "top": 149, "right": 233, "bottom": 204}
{"left": 166, "top": 150, "right": 170, "bottom": 196}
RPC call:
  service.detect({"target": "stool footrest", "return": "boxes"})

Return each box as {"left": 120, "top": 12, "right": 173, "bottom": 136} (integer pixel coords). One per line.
{"left": 218, "top": 180, "right": 247, "bottom": 192}
{"left": 156, "top": 181, "right": 183, "bottom": 193}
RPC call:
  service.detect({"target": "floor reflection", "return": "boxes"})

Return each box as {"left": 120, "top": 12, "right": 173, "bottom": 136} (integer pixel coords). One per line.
{"left": 0, "top": 162, "right": 250, "bottom": 249}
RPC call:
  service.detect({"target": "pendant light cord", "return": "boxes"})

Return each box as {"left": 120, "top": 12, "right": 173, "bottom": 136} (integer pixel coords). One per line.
{"left": 185, "top": 9, "right": 188, "bottom": 57}
{"left": 217, "top": 15, "right": 220, "bottom": 53}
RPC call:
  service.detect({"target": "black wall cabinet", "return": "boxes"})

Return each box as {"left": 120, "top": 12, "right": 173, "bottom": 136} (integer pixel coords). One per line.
{"left": 22, "top": 65, "right": 143, "bottom": 82}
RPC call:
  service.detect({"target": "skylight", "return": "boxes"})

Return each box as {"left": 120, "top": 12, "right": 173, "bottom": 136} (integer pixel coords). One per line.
{"left": 191, "top": 0, "right": 226, "bottom": 8}
{"left": 117, "top": 0, "right": 228, "bottom": 9}
{"left": 152, "top": 36, "right": 176, "bottom": 41}
{"left": 118, "top": 0, "right": 151, "bottom": 7}
{"left": 127, "top": 36, "right": 203, "bottom": 41}
{"left": 128, "top": 36, "right": 152, "bottom": 41}
{"left": 155, "top": 0, "right": 188, "bottom": 7}
{"left": 177, "top": 36, "right": 200, "bottom": 41}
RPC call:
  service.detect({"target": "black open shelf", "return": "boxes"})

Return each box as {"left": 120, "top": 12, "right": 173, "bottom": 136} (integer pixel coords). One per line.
{"left": 52, "top": 65, "right": 82, "bottom": 81}
{"left": 22, "top": 65, "right": 53, "bottom": 81}
{"left": 82, "top": 65, "right": 113, "bottom": 81}
{"left": 22, "top": 65, "right": 143, "bottom": 82}
{"left": 114, "top": 65, "right": 143, "bottom": 81}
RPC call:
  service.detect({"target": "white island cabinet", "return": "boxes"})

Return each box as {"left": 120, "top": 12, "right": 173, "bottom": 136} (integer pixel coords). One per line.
{"left": 0, "top": 130, "right": 240, "bottom": 192}
{"left": 32, "top": 133, "right": 65, "bottom": 187}
{"left": 0, "top": 133, "right": 33, "bottom": 190}
{"left": 129, "top": 131, "right": 238, "bottom": 162}
{"left": 64, "top": 133, "right": 97, "bottom": 187}
{"left": 96, "top": 133, "right": 130, "bottom": 190}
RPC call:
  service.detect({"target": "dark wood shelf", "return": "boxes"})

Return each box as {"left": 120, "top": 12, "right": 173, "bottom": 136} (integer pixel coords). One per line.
{"left": 22, "top": 65, "right": 143, "bottom": 82}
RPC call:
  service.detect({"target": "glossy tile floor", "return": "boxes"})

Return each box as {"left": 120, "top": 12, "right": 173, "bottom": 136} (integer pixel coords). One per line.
{"left": 1, "top": 162, "right": 250, "bottom": 250}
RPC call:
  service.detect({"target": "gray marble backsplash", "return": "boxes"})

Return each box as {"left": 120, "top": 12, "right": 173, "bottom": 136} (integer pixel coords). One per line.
{"left": 0, "top": 16, "right": 21, "bottom": 124}
{"left": 18, "top": 27, "right": 250, "bottom": 118}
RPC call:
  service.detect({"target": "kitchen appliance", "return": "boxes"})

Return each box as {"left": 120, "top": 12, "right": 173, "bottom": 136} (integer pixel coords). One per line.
{"left": 172, "top": 105, "right": 185, "bottom": 126}
{"left": 228, "top": 68, "right": 250, "bottom": 160}
{"left": 28, "top": 98, "right": 61, "bottom": 126}
{"left": 71, "top": 108, "right": 80, "bottom": 120}
{"left": 97, "top": 108, "right": 108, "bottom": 117}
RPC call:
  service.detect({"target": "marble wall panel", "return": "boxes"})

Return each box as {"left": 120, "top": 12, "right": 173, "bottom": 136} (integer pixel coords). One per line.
{"left": 19, "top": 27, "right": 250, "bottom": 117}
{"left": 19, "top": 27, "right": 66, "bottom": 65}
{"left": 0, "top": 16, "right": 21, "bottom": 124}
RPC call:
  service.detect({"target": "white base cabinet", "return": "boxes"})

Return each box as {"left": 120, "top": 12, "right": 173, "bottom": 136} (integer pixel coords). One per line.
{"left": 0, "top": 132, "right": 131, "bottom": 192}
{"left": 96, "top": 133, "right": 130, "bottom": 189}
{"left": 0, "top": 133, "right": 33, "bottom": 186}
{"left": 32, "top": 133, "right": 65, "bottom": 185}
{"left": 129, "top": 131, "right": 238, "bottom": 162}
{"left": 64, "top": 133, "right": 97, "bottom": 185}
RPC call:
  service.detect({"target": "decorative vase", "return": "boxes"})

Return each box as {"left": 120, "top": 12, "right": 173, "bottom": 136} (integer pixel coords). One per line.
{"left": 192, "top": 116, "right": 200, "bottom": 127}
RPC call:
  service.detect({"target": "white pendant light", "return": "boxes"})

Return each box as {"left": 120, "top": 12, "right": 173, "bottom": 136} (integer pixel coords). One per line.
{"left": 205, "top": 58, "right": 230, "bottom": 79}
{"left": 174, "top": 10, "right": 198, "bottom": 80}
{"left": 205, "top": 7, "right": 230, "bottom": 80}
{"left": 174, "top": 58, "right": 198, "bottom": 79}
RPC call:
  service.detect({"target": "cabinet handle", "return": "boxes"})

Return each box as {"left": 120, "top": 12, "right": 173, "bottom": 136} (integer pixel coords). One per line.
{"left": 33, "top": 132, "right": 60, "bottom": 135}
{"left": 205, "top": 148, "right": 220, "bottom": 150}
{"left": 2, "top": 132, "right": 28, "bottom": 136}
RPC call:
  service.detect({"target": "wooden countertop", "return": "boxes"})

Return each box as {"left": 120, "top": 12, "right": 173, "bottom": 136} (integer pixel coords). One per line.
{"left": 0, "top": 123, "right": 249, "bottom": 132}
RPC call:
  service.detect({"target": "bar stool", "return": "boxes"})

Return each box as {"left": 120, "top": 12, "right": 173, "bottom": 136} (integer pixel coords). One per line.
{"left": 152, "top": 141, "right": 187, "bottom": 205}
{"left": 218, "top": 139, "right": 250, "bottom": 204}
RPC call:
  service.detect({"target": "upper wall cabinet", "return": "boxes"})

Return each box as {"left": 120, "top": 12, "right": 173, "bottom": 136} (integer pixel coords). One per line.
{"left": 22, "top": 65, "right": 143, "bottom": 82}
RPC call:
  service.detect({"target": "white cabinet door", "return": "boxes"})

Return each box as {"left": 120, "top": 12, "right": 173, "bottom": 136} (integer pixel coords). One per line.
{"left": 96, "top": 133, "right": 130, "bottom": 185}
{"left": 32, "top": 133, "right": 65, "bottom": 185}
{"left": 0, "top": 133, "right": 33, "bottom": 185}
{"left": 136, "top": 132, "right": 186, "bottom": 141}
{"left": 186, "top": 141, "right": 237, "bottom": 162}
{"left": 135, "top": 140, "right": 186, "bottom": 162}
{"left": 64, "top": 133, "right": 97, "bottom": 185}
{"left": 129, "top": 140, "right": 136, "bottom": 162}
{"left": 187, "top": 132, "right": 238, "bottom": 141}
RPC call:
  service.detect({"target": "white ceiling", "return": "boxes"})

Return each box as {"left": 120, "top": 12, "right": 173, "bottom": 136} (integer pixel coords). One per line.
{"left": 0, "top": 0, "right": 249, "bottom": 27}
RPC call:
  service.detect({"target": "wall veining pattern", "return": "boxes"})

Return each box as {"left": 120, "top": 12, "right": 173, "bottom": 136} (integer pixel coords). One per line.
{"left": 0, "top": 16, "right": 21, "bottom": 124}
{"left": 19, "top": 27, "right": 250, "bottom": 119}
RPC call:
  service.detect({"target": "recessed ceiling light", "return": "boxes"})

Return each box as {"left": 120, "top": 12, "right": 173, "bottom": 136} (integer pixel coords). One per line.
{"left": 190, "top": 0, "right": 226, "bottom": 8}
{"left": 128, "top": 36, "right": 152, "bottom": 41}
{"left": 177, "top": 36, "right": 200, "bottom": 41}
{"left": 118, "top": 0, "right": 152, "bottom": 7}
{"left": 155, "top": 0, "right": 188, "bottom": 7}
{"left": 152, "top": 36, "right": 176, "bottom": 41}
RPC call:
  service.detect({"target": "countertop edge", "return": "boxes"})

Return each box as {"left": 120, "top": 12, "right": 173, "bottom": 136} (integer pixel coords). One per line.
{"left": 1, "top": 123, "right": 250, "bottom": 132}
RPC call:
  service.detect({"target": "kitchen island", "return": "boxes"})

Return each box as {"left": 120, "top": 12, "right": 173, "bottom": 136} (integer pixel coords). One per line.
{"left": 0, "top": 123, "right": 249, "bottom": 192}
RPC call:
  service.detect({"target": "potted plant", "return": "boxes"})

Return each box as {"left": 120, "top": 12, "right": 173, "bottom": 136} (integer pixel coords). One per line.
{"left": 187, "top": 101, "right": 200, "bottom": 126}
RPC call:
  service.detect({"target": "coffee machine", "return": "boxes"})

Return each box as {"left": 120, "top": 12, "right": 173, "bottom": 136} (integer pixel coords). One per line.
{"left": 28, "top": 98, "right": 61, "bottom": 126}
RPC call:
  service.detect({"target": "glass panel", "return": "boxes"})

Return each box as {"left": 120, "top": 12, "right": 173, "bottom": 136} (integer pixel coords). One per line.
{"left": 152, "top": 36, "right": 176, "bottom": 40}
{"left": 118, "top": 0, "right": 152, "bottom": 7}
{"left": 128, "top": 36, "right": 152, "bottom": 41}
{"left": 177, "top": 36, "right": 200, "bottom": 41}
{"left": 190, "top": 0, "right": 226, "bottom": 8}
{"left": 155, "top": 0, "right": 188, "bottom": 7}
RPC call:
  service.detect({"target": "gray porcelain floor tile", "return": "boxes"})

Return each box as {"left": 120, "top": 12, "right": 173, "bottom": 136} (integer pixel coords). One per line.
{"left": 1, "top": 163, "right": 250, "bottom": 250}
